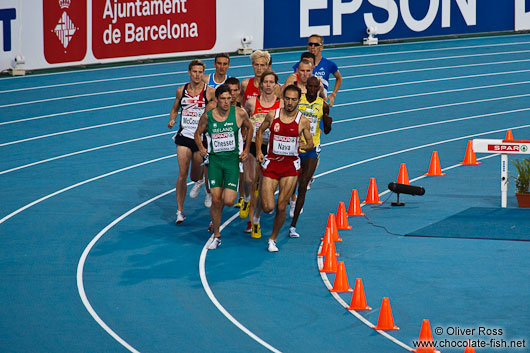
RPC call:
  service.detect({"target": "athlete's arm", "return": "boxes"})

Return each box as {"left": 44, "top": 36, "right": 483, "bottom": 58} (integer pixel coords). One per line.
{"left": 237, "top": 108, "right": 253, "bottom": 162}
{"left": 327, "top": 70, "right": 342, "bottom": 107}
{"left": 299, "top": 116, "right": 314, "bottom": 151}
{"left": 244, "top": 97, "right": 256, "bottom": 117}
{"left": 168, "top": 86, "right": 184, "bottom": 129}
{"left": 322, "top": 101, "right": 332, "bottom": 135}
{"left": 206, "top": 86, "right": 217, "bottom": 104}
{"left": 240, "top": 78, "right": 250, "bottom": 105}
{"left": 255, "top": 110, "right": 274, "bottom": 163}
{"left": 194, "top": 112, "right": 209, "bottom": 157}
{"left": 202, "top": 73, "right": 209, "bottom": 85}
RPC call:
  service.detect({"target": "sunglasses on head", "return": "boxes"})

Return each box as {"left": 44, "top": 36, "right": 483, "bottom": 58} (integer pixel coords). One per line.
{"left": 308, "top": 42, "right": 321, "bottom": 47}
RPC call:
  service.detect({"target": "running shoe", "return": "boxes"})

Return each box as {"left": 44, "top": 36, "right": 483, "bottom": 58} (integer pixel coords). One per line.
{"left": 208, "top": 221, "right": 213, "bottom": 233}
{"left": 251, "top": 223, "right": 262, "bottom": 239}
{"left": 244, "top": 221, "right": 252, "bottom": 233}
{"left": 190, "top": 178, "right": 205, "bottom": 198}
{"left": 204, "top": 192, "right": 212, "bottom": 208}
{"left": 207, "top": 237, "right": 221, "bottom": 250}
{"left": 175, "top": 210, "right": 186, "bottom": 224}
{"left": 234, "top": 196, "right": 244, "bottom": 208}
{"left": 267, "top": 239, "right": 278, "bottom": 252}
{"left": 239, "top": 200, "right": 250, "bottom": 219}
{"left": 288, "top": 226, "right": 300, "bottom": 238}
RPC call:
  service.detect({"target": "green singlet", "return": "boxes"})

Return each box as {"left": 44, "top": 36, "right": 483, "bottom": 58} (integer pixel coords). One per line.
{"left": 206, "top": 105, "right": 241, "bottom": 191}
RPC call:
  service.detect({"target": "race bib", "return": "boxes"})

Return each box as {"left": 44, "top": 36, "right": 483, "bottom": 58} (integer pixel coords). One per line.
{"left": 181, "top": 113, "right": 200, "bottom": 131}
{"left": 253, "top": 121, "right": 270, "bottom": 142}
{"left": 272, "top": 135, "right": 298, "bottom": 156}
{"left": 211, "top": 131, "right": 236, "bottom": 153}
{"left": 308, "top": 116, "right": 318, "bottom": 135}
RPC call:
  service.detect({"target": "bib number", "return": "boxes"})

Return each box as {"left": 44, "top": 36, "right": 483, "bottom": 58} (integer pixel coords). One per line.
{"left": 272, "top": 135, "right": 298, "bottom": 156}
{"left": 211, "top": 132, "right": 236, "bottom": 153}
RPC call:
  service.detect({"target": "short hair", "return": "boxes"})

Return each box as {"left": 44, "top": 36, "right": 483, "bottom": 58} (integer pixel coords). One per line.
{"left": 188, "top": 59, "right": 205, "bottom": 71}
{"left": 225, "top": 76, "right": 240, "bottom": 88}
{"left": 250, "top": 50, "right": 271, "bottom": 66}
{"left": 283, "top": 84, "right": 302, "bottom": 99}
{"left": 307, "top": 75, "right": 320, "bottom": 85}
{"left": 260, "top": 70, "right": 278, "bottom": 85}
{"left": 299, "top": 59, "right": 313, "bottom": 67}
{"left": 300, "top": 52, "right": 315, "bottom": 62}
{"left": 309, "top": 34, "right": 324, "bottom": 44}
{"left": 215, "top": 84, "right": 232, "bottom": 98}
{"left": 214, "top": 53, "right": 230, "bottom": 63}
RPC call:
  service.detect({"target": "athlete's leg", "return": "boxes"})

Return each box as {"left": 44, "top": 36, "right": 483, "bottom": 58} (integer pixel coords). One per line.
{"left": 222, "top": 188, "right": 238, "bottom": 207}
{"left": 209, "top": 187, "right": 224, "bottom": 238}
{"left": 270, "top": 175, "right": 298, "bottom": 241}
{"left": 290, "top": 157, "right": 318, "bottom": 228}
{"left": 176, "top": 145, "right": 193, "bottom": 212}
{"left": 260, "top": 176, "right": 279, "bottom": 214}
{"left": 190, "top": 151, "right": 204, "bottom": 182}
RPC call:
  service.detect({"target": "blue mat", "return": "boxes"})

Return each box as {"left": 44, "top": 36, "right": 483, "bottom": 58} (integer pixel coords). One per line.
{"left": 407, "top": 207, "right": 530, "bottom": 241}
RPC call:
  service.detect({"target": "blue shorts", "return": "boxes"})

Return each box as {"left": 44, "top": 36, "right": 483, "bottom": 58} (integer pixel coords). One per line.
{"left": 299, "top": 147, "right": 319, "bottom": 163}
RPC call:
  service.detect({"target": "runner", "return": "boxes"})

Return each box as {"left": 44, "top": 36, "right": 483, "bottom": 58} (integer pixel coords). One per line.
{"left": 284, "top": 52, "right": 315, "bottom": 85}
{"left": 293, "top": 34, "right": 343, "bottom": 106}
{"left": 288, "top": 76, "right": 332, "bottom": 238}
{"left": 195, "top": 85, "right": 253, "bottom": 249}
{"left": 255, "top": 85, "right": 314, "bottom": 252}
{"left": 203, "top": 53, "right": 230, "bottom": 89}
{"left": 168, "top": 59, "right": 215, "bottom": 224}
{"left": 243, "top": 70, "right": 282, "bottom": 238}
{"left": 240, "top": 50, "right": 271, "bottom": 105}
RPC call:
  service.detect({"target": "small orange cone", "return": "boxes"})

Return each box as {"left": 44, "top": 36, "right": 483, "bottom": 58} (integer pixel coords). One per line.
{"left": 326, "top": 213, "right": 342, "bottom": 242}
{"left": 347, "top": 278, "right": 372, "bottom": 311}
{"left": 464, "top": 341, "right": 476, "bottom": 353}
{"left": 373, "top": 297, "right": 399, "bottom": 331}
{"left": 425, "top": 151, "right": 446, "bottom": 176}
{"left": 318, "top": 227, "right": 339, "bottom": 257}
{"left": 365, "top": 178, "right": 383, "bottom": 204}
{"left": 413, "top": 319, "right": 437, "bottom": 353}
{"left": 319, "top": 240, "right": 338, "bottom": 273}
{"left": 460, "top": 140, "right": 481, "bottom": 165}
{"left": 397, "top": 163, "right": 410, "bottom": 185}
{"left": 505, "top": 130, "right": 514, "bottom": 141}
{"left": 347, "top": 189, "right": 365, "bottom": 216}
{"left": 330, "top": 261, "right": 353, "bottom": 292}
{"left": 336, "top": 202, "right": 352, "bottom": 230}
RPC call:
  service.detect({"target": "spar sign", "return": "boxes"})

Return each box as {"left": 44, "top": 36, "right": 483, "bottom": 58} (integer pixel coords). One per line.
{"left": 92, "top": 0, "right": 216, "bottom": 59}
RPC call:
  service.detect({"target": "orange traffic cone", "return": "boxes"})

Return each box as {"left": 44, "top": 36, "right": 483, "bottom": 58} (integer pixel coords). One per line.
{"left": 336, "top": 202, "right": 352, "bottom": 230}
{"left": 425, "top": 151, "right": 446, "bottom": 176}
{"left": 460, "top": 140, "right": 481, "bottom": 165}
{"left": 318, "top": 227, "right": 339, "bottom": 257}
{"left": 365, "top": 178, "right": 383, "bottom": 204}
{"left": 320, "top": 241, "right": 338, "bottom": 273}
{"left": 348, "top": 189, "right": 365, "bottom": 216}
{"left": 373, "top": 297, "right": 399, "bottom": 331}
{"left": 397, "top": 163, "right": 410, "bottom": 184}
{"left": 325, "top": 213, "right": 342, "bottom": 242}
{"left": 464, "top": 341, "right": 476, "bottom": 353}
{"left": 413, "top": 319, "right": 437, "bottom": 353}
{"left": 347, "top": 278, "right": 372, "bottom": 311}
{"left": 505, "top": 129, "right": 514, "bottom": 141}
{"left": 330, "top": 261, "right": 353, "bottom": 292}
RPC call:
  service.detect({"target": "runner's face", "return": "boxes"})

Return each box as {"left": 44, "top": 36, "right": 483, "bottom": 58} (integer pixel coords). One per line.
{"left": 227, "top": 84, "right": 240, "bottom": 104}
{"left": 306, "top": 77, "right": 320, "bottom": 97}
{"left": 252, "top": 58, "right": 268, "bottom": 78}
{"left": 283, "top": 90, "right": 300, "bottom": 113}
{"left": 298, "top": 62, "right": 313, "bottom": 83}
{"left": 260, "top": 74, "right": 276, "bottom": 95}
{"left": 307, "top": 37, "right": 323, "bottom": 56}
{"left": 214, "top": 57, "right": 229, "bottom": 75}
{"left": 217, "top": 92, "right": 232, "bottom": 111}
{"left": 189, "top": 65, "right": 204, "bottom": 84}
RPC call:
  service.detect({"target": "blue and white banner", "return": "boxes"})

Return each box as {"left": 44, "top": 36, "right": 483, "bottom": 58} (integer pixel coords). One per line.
{"left": 264, "top": 0, "right": 517, "bottom": 48}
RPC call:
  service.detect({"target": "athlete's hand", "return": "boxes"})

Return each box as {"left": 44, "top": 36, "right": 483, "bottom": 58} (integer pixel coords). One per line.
{"left": 239, "top": 151, "right": 248, "bottom": 162}
{"left": 168, "top": 120, "right": 175, "bottom": 129}
{"left": 199, "top": 147, "right": 208, "bottom": 157}
{"left": 256, "top": 152, "right": 264, "bottom": 163}
{"left": 326, "top": 93, "right": 336, "bottom": 107}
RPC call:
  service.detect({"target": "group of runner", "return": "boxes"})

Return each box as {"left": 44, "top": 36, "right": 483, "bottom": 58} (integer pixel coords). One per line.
{"left": 168, "top": 34, "right": 341, "bottom": 252}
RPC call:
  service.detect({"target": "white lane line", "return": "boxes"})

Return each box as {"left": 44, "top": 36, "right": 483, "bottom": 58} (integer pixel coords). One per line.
{"left": 334, "top": 92, "right": 530, "bottom": 125}
{"left": 317, "top": 154, "right": 501, "bottom": 352}
{"left": 0, "top": 154, "right": 176, "bottom": 225}
{"left": 2, "top": 36, "right": 529, "bottom": 90}
{"left": 325, "top": 107, "right": 530, "bottom": 147}
{"left": 333, "top": 80, "right": 530, "bottom": 108}
{"left": 0, "top": 131, "right": 174, "bottom": 175}
{"left": 0, "top": 97, "right": 172, "bottom": 126}
{"left": 0, "top": 114, "right": 166, "bottom": 147}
